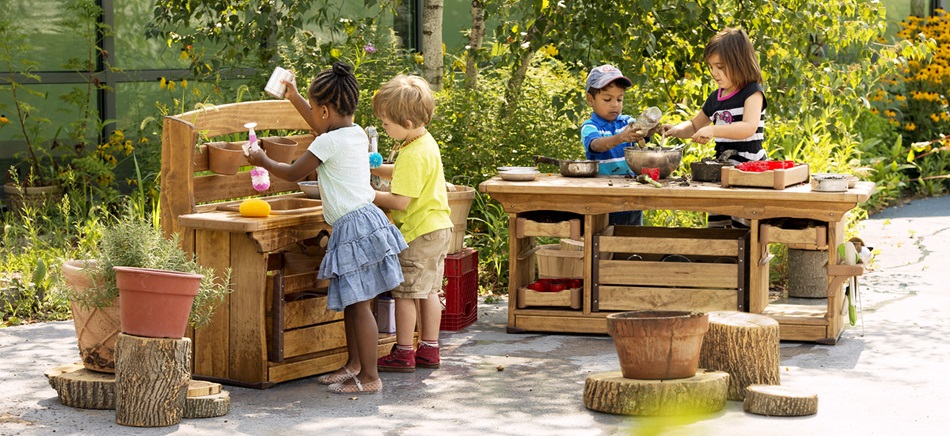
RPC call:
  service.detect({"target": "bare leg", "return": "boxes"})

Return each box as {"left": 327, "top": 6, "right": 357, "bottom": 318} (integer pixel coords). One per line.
{"left": 394, "top": 297, "right": 417, "bottom": 346}
{"left": 419, "top": 292, "right": 442, "bottom": 342}
{"left": 340, "top": 300, "right": 380, "bottom": 385}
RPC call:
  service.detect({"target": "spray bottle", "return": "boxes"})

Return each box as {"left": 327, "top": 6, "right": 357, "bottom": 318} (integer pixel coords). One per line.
{"left": 243, "top": 122, "right": 270, "bottom": 192}
{"left": 366, "top": 126, "right": 383, "bottom": 169}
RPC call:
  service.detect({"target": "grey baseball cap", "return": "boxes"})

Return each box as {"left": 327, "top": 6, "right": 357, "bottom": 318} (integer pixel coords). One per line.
{"left": 585, "top": 65, "right": 633, "bottom": 92}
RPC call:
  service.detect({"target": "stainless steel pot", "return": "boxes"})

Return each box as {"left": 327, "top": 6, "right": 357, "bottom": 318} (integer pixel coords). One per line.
{"left": 623, "top": 146, "right": 683, "bottom": 179}
{"left": 534, "top": 156, "right": 599, "bottom": 177}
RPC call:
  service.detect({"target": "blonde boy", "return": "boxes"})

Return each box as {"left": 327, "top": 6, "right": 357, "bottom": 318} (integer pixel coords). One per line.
{"left": 371, "top": 75, "right": 453, "bottom": 372}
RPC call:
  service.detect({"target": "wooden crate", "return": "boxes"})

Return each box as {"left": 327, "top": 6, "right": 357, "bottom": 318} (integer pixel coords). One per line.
{"left": 592, "top": 226, "right": 749, "bottom": 312}
{"left": 517, "top": 287, "right": 582, "bottom": 309}
{"left": 721, "top": 164, "right": 810, "bottom": 190}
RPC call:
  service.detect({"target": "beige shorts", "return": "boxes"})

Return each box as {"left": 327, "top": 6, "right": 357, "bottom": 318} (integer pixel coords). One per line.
{"left": 392, "top": 228, "right": 452, "bottom": 299}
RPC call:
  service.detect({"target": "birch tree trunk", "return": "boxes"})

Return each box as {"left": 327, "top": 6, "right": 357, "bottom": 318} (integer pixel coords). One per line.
{"left": 464, "top": 0, "right": 485, "bottom": 89}
{"left": 422, "top": 0, "right": 444, "bottom": 90}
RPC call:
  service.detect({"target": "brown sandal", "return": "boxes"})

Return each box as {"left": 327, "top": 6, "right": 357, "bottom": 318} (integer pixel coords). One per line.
{"left": 328, "top": 377, "right": 382, "bottom": 394}
{"left": 316, "top": 367, "right": 355, "bottom": 385}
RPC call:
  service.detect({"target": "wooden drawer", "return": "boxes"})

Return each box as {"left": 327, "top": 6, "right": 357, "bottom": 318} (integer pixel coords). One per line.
{"left": 517, "top": 287, "right": 582, "bottom": 309}
{"left": 760, "top": 222, "right": 827, "bottom": 250}
{"left": 514, "top": 215, "right": 582, "bottom": 239}
{"left": 592, "top": 226, "right": 749, "bottom": 312}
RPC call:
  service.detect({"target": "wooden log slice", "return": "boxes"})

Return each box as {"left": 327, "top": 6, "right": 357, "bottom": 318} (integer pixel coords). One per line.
{"left": 115, "top": 334, "right": 192, "bottom": 427}
{"left": 743, "top": 384, "right": 818, "bottom": 416}
{"left": 584, "top": 369, "right": 729, "bottom": 416}
{"left": 699, "top": 311, "right": 781, "bottom": 400}
{"left": 184, "top": 390, "right": 230, "bottom": 419}
{"left": 187, "top": 380, "right": 222, "bottom": 397}
{"left": 45, "top": 363, "right": 116, "bottom": 410}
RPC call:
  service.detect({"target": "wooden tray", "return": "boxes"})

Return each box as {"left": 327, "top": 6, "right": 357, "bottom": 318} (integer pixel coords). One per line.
{"left": 517, "top": 287, "right": 582, "bottom": 309}
{"left": 721, "top": 164, "right": 810, "bottom": 190}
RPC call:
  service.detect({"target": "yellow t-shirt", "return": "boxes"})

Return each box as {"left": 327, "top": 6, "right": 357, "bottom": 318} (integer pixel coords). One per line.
{"left": 390, "top": 133, "right": 453, "bottom": 243}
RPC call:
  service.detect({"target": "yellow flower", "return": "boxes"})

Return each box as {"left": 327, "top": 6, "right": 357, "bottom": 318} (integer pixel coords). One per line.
{"left": 414, "top": 52, "right": 424, "bottom": 64}
{"left": 541, "top": 43, "right": 558, "bottom": 56}
{"left": 883, "top": 110, "right": 897, "bottom": 118}
{"left": 181, "top": 79, "right": 188, "bottom": 88}
{"left": 0, "top": 114, "right": 8, "bottom": 125}
{"left": 330, "top": 48, "right": 342, "bottom": 58}
{"left": 180, "top": 49, "right": 188, "bottom": 61}
{"left": 931, "top": 113, "right": 941, "bottom": 122}
{"left": 895, "top": 94, "right": 906, "bottom": 101}
{"left": 167, "top": 81, "right": 176, "bottom": 91}
{"left": 904, "top": 122, "right": 917, "bottom": 131}
{"left": 159, "top": 77, "right": 167, "bottom": 89}
{"left": 870, "top": 108, "right": 879, "bottom": 115}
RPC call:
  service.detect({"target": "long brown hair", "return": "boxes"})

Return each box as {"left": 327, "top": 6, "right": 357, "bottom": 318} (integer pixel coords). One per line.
{"left": 704, "top": 28, "right": 762, "bottom": 89}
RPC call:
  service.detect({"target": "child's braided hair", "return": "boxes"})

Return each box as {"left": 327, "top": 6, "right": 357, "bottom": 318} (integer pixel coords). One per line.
{"left": 308, "top": 62, "right": 359, "bottom": 116}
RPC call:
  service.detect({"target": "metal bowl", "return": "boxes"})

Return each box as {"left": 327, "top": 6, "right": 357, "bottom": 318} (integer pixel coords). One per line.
{"left": 499, "top": 170, "right": 540, "bottom": 182}
{"left": 624, "top": 146, "right": 683, "bottom": 179}
{"left": 297, "top": 180, "right": 321, "bottom": 198}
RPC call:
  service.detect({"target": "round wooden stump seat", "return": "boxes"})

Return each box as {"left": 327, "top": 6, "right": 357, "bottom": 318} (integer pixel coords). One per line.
{"left": 743, "top": 384, "right": 818, "bottom": 416}
{"left": 45, "top": 363, "right": 116, "bottom": 410}
{"left": 699, "top": 311, "right": 781, "bottom": 400}
{"left": 583, "top": 369, "right": 729, "bottom": 416}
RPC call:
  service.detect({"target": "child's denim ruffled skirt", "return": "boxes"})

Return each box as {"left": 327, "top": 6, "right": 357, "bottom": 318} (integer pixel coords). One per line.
{"left": 319, "top": 204, "right": 407, "bottom": 311}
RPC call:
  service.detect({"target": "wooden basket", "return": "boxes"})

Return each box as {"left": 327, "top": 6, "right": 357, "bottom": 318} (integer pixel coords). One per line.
{"left": 447, "top": 186, "right": 476, "bottom": 254}
{"left": 536, "top": 244, "right": 584, "bottom": 278}
{"left": 721, "top": 164, "right": 810, "bottom": 190}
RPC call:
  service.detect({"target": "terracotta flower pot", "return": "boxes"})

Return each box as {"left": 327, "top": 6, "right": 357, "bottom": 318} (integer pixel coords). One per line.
{"left": 206, "top": 141, "right": 247, "bottom": 175}
{"left": 606, "top": 310, "right": 709, "bottom": 380}
{"left": 3, "top": 183, "right": 63, "bottom": 215}
{"left": 62, "top": 260, "right": 121, "bottom": 373}
{"left": 114, "top": 266, "right": 203, "bottom": 339}
{"left": 260, "top": 136, "right": 298, "bottom": 163}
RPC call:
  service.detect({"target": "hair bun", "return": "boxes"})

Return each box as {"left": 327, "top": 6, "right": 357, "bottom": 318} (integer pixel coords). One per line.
{"left": 331, "top": 62, "right": 352, "bottom": 76}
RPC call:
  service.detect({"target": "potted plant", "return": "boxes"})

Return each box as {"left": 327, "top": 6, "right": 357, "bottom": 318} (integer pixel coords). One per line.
{"left": 59, "top": 209, "right": 231, "bottom": 368}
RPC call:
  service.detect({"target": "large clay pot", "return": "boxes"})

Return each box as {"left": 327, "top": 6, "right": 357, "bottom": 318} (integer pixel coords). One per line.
{"left": 114, "top": 266, "right": 203, "bottom": 339}
{"left": 62, "top": 260, "right": 121, "bottom": 373}
{"left": 606, "top": 310, "right": 709, "bottom": 380}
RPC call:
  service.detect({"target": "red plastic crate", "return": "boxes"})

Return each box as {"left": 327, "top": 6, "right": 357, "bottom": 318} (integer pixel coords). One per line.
{"left": 441, "top": 268, "right": 478, "bottom": 331}
{"left": 444, "top": 247, "right": 478, "bottom": 277}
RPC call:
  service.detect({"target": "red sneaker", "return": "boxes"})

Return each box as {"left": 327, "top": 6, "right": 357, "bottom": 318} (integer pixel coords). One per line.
{"left": 377, "top": 345, "right": 415, "bottom": 372}
{"left": 415, "top": 343, "right": 440, "bottom": 369}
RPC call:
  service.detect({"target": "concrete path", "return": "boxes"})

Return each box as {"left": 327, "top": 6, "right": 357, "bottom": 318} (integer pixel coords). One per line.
{"left": 1, "top": 196, "right": 948, "bottom": 435}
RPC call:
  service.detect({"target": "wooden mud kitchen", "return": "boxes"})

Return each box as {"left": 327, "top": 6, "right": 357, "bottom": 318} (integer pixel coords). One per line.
{"left": 161, "top": 100, "right": 395, "bottom": 388}
{"left": 480, "top": 170, "right": 873, "bottom": 344}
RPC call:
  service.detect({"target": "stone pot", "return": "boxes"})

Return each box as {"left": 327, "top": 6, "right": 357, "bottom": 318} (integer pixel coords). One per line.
{"left": 114, "top": 266, "right": 203, "bottom": 339}
{"left": 62, "top": 260, "right": 121, "bottom": 373}
{"left": 3, "top": 183, "right": 64, "bottom": 215}
{"left": 606, "top": 310, "right": 709, "bottom": 380}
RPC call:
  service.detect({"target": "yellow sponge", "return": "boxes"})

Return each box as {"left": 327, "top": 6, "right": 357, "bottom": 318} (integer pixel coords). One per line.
{"left": 239, "top": 198, "right": 271, "bottom": 217}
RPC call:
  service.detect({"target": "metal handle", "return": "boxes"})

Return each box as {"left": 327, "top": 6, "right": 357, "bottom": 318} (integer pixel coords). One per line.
{"left": 534, "top": 155, "right": 560, "bottom": 166}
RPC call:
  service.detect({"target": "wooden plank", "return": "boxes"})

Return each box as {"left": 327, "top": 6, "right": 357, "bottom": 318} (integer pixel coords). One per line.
{"left": 227, "top": 234, "right": 269, "bottom": 385}
{"left": 598, "top": 286, "right": 738, "bottom": 312}
{"left": 775, "top": 324, "right": 829, "bottom": 342}
{"left": 761, "top": 304, "right": 828, "bottom": 325}
{"left": 517, "top": 287, "right": 581, "bottom": 309}
{"left": 193, "top": 173, "right": 300, "bottom": 205}
{"left": 267, "top": 336, "right": 396, "bottom": 384}
{"left": 173, "top": 100, "right": 311, "bottom": 137}
{"left": 191, "top": 229, "right": 232, "bottom": 379}
{"left": 513, "top": 314, "right": 608, "bottom": 334}
{"left": 282, "top": 321, "right": 347, "bottom": 359}
{"left": 760, "top": 224, "right": 827, "bottom": 249}
{"left": 160, "top": 116, "right": 199, "bottom": 238}
{"left": 283, "top": 295, "right": 344, "bottom": 330}
{"left": 598, "top": 235, "right": 741, "bottom": 257}
{"left": 598, "top": 260, "right": 738, "bottom": 289}
{"left": 749, "top": 219, "right": 768, "bottom": 313}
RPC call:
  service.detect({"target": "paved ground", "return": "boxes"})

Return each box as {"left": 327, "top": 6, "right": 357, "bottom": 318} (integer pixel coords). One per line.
{"left": 2, "top": 195, "right": 949, "bottom": 435}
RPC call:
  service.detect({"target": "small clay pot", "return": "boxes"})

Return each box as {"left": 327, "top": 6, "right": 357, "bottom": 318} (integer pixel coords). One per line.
{"left": 206, "top": 141, "right": 247, "bottom": 175}
{"left": 261, "top": 136, "right": 298, "bottom": 163}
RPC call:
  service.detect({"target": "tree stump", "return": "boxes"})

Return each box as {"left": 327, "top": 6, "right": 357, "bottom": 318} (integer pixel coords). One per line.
{"left": 787, "top": 249, "right": 828, "bottom": 298}
{"left": 743, "top": 384, "right": 818, "bottom": 416}
{"left": 583, "top": 369, "right": 729, "bottom": 416}
{"left": 699, "top": 311, "right": 780, "bottom": 401}
{"left": 184, "top": 391, "right": 231, "bottom": 419}
{"left": 115, "top": 333, "right": 192, "bottom": 427}
{"left": 187, "top": 380, "right": 222, "bottom": 397}
{"left": 45, "top": 363, "right": 116, "bottom": 410}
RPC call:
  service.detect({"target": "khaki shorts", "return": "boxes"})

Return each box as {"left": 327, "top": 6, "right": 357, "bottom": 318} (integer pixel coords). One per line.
{"left": 392, "top": 228, "right": 452, "bottom": 299}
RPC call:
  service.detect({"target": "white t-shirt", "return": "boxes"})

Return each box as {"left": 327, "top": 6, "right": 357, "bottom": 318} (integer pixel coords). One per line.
{"left": 307, "top": 125, "right": 375, "bottom": 225}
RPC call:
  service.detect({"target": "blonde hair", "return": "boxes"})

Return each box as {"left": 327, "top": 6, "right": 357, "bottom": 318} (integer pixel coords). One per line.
{"left": 372, "top": 75, "right": 435, "bottom": 129}
{"left": 704, "top": 28, "right": 763, "bottom": 89}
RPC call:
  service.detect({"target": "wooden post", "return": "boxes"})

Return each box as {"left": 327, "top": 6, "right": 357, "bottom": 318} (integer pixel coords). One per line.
{"left": 699, "top": 311, "right": 781, "bottom": 400}
{"left": 115, "top": 333, "right": 192, "bottom": 427}
{"left": 787, "top": 249, "right": 828, "bottom": 298}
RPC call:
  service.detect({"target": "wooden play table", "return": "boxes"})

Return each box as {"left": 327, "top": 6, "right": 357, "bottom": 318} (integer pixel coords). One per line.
{"left": 479, "top": 174, "right": 874, "bottom": 344}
